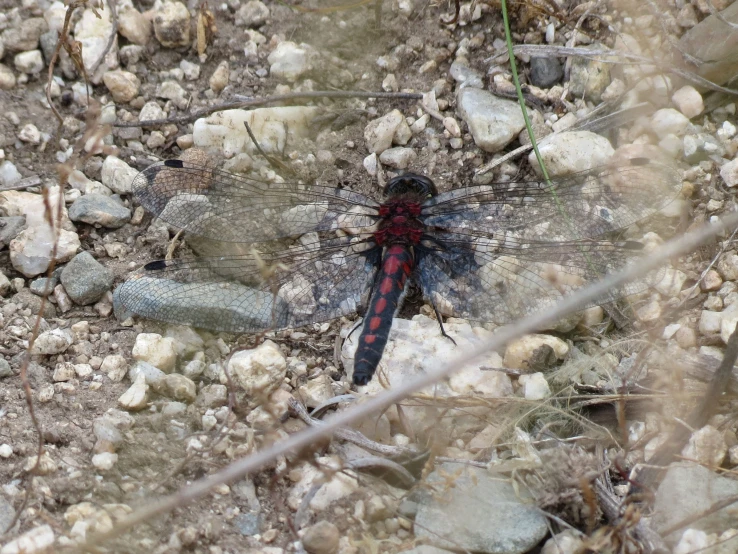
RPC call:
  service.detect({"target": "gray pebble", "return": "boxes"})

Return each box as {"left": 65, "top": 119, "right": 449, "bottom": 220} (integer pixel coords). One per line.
{"left": 0, "top": 161, "right": 22, "bottom": 187}
{"left": 529, "top": 57, "right": 563, "bottom": 88}
{"left": 448, "top": 60, "right": 483, "bottom": 88}
{"left": 68, "top": 194, "right": 131, "bottom": 229}
{"left": 234, "top": 512, "right": 261, "bottom": 536}
{"left": 0, "top": 495, "right": 15, "bottom": 534}
{"left": 568, "top": 56, "right": 611, "bottom": 103}
{"left": 0, "top": 272, "right": 10, "bottom": 297}
{"left": 196, "top": 384, "right": 228, "bottom": 408}
{"left": 60, "top": 252, "right": 113, "bottom": 305}
{"left": 236, "top": 0, "right": 270, "bottom": 27}
{"left": 128, "top": 360, "right": 166, "bottom": 392}
{"left": 457, "top": 88, "right": 525, "bottom": 153}
{"left": 0, "top": 216, "right": 26, "bottom": 248}
{"left": 415, "top": 462, "right": 547, "bottom": 552}
{"left": 92, "top": 418, "right": 124, "bottom": 444}
{"left": 0, "top": 358, "right": 13, "bottom": 379}
{"left": 29, "top": 276, "right": 58, "bottom": 296}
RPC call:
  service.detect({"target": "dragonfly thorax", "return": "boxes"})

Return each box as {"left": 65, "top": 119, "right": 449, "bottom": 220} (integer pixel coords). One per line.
{"left": 384, "top": 173, "right": 438, "bottom": 198}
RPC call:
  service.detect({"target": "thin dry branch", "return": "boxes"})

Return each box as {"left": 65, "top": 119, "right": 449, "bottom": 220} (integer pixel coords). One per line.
{"left": 289, "top": 398, "right": 418, "bottom": 458}
{"left": 113, "top": 91, "right": 424, "bottom": 128}
{"left": 89, "top": 0, "right": 118, "bottom": 74}
{"left": 71, "top": 212, "right": 738, "bottom": 551}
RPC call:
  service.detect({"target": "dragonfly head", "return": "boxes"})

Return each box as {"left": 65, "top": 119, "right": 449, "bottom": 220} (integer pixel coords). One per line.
{"left": 384, "top": 173, "right": 438, "bottom": 199}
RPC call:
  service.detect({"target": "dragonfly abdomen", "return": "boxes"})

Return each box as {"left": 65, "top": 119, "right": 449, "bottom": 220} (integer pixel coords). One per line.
{"left": 353, "top": 244, "right": 414, "bottom": 385}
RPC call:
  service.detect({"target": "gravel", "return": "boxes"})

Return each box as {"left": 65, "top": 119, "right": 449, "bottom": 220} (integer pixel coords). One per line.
{"left": 59, "top": 251, "right": 113, "bottom": 305}
{"left": 2, "top": 0, "right": 738, "bottom": 549}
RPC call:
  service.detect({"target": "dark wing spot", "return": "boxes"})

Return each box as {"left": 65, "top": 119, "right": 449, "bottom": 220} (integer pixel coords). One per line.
{"left": 144, "top": 260, "right": 169, "bottom": 271}
{"left": 164, "top": 159, "right": 184, "bottom": 168}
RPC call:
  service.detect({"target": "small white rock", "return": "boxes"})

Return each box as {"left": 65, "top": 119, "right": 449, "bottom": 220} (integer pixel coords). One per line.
{"left": 227, "top": 340, "right": 287, "bottom": 396}
{"left": 720, "top": 303, "right": 738, "bottom": 343}
{"left": 449, "top": 365, "right": 513, "bottom": 396}
{"left": 503, "top": 334, "right": 569, "bottom": 370}
{"left": 0, "top": 444, "right": 13, "bottom": 458}
{"left": 519, "top": 372, "right": 552, "bottom": 400}
{"left": 363, "top": 152, "right": 378, "bottom": 176}
{"left": 52, "top": 362, "right": 77, "bottom": 382}
{"left": 364, "top": 109, "right": 405, "bottom": 154}
{"left": 382, "top": 73, "right": 398, "bottom": 92}
{"left": 180, "top": 59, "right": 200, "bottom": 80}
{"left": 378, "top": 147, "right": 417, "bottom": 169}
{"left": 153, "top": 0, "right": 191, "bottom": 48}
{"left": 442, "top": 116, "right": 461, "bottom": 138}
{"left": 18, "top": 124, "right": 41, "bottom": 144}
{"left": 128, "top": 361, "right": 167, "bottom": 392}
{"left": 0, "top": 524, "right": 54, "bottom": 554}
{"left": 720, "top": 158, "right": 738, "bottom": 188}
{"left": 650, "top": 108, "right": 691, "bottom": 139}
{"left": 0, "top": 64, "right": 16, "bottom": 90}
{"left": 457, "top": 88, "right": 525, "bottom": 153}
{"left": 528, "top": 130, "right": 614, "bottom": 177}
{"left": 91, "top": 452, "right": 118, "bottom": 471}
{"left": 101, "top": 156, "right": 138, "bottom": 195}
{"left": 102, "top": 70, "right": 140, "bottom": 103}
{"left": 681, "top": 424, "right": 727, "bottom": 467}
{"left": 209, "top": 61, "right": 230, "bottom": 93}
{"left": 674, "top": 529, "right": 711, "bottom": 554}
{"left": 32, "top": 329, "right": 73, "bottom": 355}
{"left": 23, "top": 452, "right": 57, "bottom": 474}
{"left": 164, "top": 373, "right": 197, "bottom": 403}
{"left": 654, "top": 268, "right": 687, "bottom": 297}
{"left": 132, "top": 333, "right": 177, "bottom": 373}
{"left": 410, "top": 114, "right": 429, "bottom": 134}
{"left": 671, "top": 86, "right": 704, "bottom": 119}
{"left": 101, "top": 354, "right": 128, "bottom": 382}
{"left": 13, "top": 50, "right": 44, "bottom": 74}
{"left": 297, "top": 374, "right": 334, "bottom": 408}
{"left": 268, "top": 41, "right": 313, "bottom": 82}
{"left": 118, "top": 373, "right": 149, "bottom": 411}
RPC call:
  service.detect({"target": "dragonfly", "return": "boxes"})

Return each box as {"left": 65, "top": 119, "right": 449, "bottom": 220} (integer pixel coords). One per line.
{"left": 117, "top": 153, "right": 682, "bottom": 385}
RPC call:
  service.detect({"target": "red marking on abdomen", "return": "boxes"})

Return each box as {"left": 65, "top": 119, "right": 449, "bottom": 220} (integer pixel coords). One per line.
{"left": 380, "top": 277, "right": 394, "bottom": 295}
{"left": 374, "top": 297, "right": 387, "bottom": 314}
{"left": 369, "top": 316, "right": 382, "bottom": 331}
{"left": 363, "top": 335, "right": 376, "bottom": 344}
{"left": 384, "top": 256, "right": 401, "bottom": 274}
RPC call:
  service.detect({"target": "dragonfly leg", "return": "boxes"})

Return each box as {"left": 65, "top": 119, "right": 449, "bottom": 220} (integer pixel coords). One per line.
{"left": 430, "top": 301, "right": 456, "bottom": 346}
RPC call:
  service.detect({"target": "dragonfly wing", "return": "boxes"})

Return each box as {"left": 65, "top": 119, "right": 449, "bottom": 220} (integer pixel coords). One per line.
{"left": 416, "top": 232, "right": 658, "bottom": 324}
{"left": 133, "top": 159, "right": 380, "bottom": 243}
{"left": 118, "top": 235, "right": 380, "bottom": 332}
{"left": 422, "top": 157, "right": 682, "bottom": 241}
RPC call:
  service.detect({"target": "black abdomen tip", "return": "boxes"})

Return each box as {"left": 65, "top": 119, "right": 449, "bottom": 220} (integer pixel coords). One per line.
{"left": 353, "top": 372, "right": 371, "bottom": 386}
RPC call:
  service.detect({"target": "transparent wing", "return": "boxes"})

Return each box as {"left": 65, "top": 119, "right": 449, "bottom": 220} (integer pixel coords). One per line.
{"left": 422, "top": 158, "right": 682, "bottom": 241}
{"left": 132, "top": 159, "right": 381, "bottom": 243}
{"left": 117, "top": 235, "right": 380, "bottom": 332}
{"left": 417, "top": 232, "right": 659, "bottom": 324}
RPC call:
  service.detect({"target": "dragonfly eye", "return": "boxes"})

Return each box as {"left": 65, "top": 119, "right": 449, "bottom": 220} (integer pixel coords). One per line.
{"left": 384, "top": 173, "right": 438, "bottom": 197}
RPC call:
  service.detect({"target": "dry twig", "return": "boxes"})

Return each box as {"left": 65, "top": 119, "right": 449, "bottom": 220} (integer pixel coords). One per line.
{"left": 114, "top": 90, "right": 424, "bottom": 128}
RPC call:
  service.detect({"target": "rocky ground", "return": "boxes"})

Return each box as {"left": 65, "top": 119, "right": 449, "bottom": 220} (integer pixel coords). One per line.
{"left": 2, "top": 0, "right": 738, "bottom": 552}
